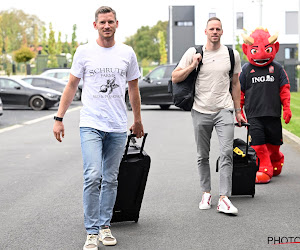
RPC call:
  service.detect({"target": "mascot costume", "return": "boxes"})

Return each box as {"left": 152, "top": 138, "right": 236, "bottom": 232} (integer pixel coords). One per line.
{"left": 239, "top": 28, "right": 292, "bottom": 184}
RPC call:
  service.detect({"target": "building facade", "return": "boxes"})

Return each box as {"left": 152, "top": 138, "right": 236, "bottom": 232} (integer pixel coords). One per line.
{"left": 168, "top": 0, "right": 299, "bottom": 90}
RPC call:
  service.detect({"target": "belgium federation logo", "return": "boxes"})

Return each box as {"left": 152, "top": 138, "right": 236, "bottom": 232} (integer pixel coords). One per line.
{"left": 269, "top": 65, "right": 274, "bottom": 73}
{"left": 99, "top": 77, "right": 119, "bottom": 95}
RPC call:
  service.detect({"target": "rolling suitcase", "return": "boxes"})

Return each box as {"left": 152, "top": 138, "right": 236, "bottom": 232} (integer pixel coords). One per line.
{"left": 111, "top": 133, "right": 151, "bottom": 223}
{"left": 216, "top": 123, "right": 259, "bottom": 197}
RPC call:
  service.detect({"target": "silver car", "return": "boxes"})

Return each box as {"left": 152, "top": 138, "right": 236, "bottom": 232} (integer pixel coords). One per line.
{"left": 41, "top": 69, "right": 82, "bottom": 101}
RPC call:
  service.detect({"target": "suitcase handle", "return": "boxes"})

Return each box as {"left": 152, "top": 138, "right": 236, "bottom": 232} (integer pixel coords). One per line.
{"left": 124, "top": 133, "right": 148, "bottom": 157}
{"left": 235, "top": 122, "right": 250, "bottom": 157}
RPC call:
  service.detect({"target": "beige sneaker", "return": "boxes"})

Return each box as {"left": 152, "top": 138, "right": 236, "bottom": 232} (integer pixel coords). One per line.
{"left": 83, "top": 234, "right": 99, "bottom": 250}
{"left": 99, "top": 228, "right": 117, "bottom": 246}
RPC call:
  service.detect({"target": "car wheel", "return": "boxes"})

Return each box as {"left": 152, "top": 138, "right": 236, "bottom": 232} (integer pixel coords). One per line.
{"left": 73, "top": 89, "right": 81, "bottom": 101}
{"left": 125, "top": 93, "right": 132, "bottom": 111}
{"left": 160, "top": 105, "right": 170, "bottom": 110}
{"left": 29, "top": 96, "right": 46, "bottom": 110}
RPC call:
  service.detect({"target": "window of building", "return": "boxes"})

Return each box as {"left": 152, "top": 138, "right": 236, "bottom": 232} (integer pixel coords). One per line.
{"left": 237, "top": 12, "right": 244, "bottom": 29}
{"left": 175, "top": 21, "right": 193, "bottom": 27}
{"left": 285, "top": 48, "right": 296, "bottom": 59}
{"left": 285, "top": 11, "right": 298, "bottom": 34}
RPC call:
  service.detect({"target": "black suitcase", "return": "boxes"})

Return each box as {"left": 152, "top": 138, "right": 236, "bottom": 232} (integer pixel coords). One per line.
{"left": 216, "top": 123, "right": 259, "bottom": 197}
{"left": 111, "top": 133, "right": 151, "bottom": 223}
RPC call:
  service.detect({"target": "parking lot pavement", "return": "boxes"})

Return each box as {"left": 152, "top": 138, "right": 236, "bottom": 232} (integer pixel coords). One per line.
{"left": 0, "top": 105, "right": 300, "bottom": 249}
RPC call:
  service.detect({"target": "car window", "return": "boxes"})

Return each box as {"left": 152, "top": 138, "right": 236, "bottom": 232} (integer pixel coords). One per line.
{"left": 56, "top": 72, "right": 70, "bottom": 81}
{"left": 45, "top": 72, "right": 56, "bottom": 78}
{"left": 49, "top": 80, "right": 61, "bottom": 88}
{"left": 164, "top": 65, "right": 176, "bottom": 78}
{"left": 149, "top": 67, "right": 166, "bottom": 81}
{"left": 0, "top": 79, "right": 21, "bottom": 89}
{"left": 32, "top": 78, "right": 47, "bottom": 87}
{"left": 23, "top": 78, "right": 33, "bottom": 84}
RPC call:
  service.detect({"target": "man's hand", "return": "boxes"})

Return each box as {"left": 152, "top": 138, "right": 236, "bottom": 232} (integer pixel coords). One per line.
{"left": 235, "top": 111, "right": 246, "bottom": 127}
{"left": 129, "top": 121, "right": 144, "bottom": 138}
{"left": 53, "top": 121, "right": 65, "bottom": 142}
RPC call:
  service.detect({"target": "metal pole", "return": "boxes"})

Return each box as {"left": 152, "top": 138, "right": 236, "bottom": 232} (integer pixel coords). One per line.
{"left": 298, "top": 0, "right": 300, "bottom": 62}
{"left": 169, "top": 6, "right": 173, "bottom": 64}
{"left": 259, "top": 0, "right": 263, "bottom": 26}
{"left": 232, "top": 0, "right": 235, "bottom": 49}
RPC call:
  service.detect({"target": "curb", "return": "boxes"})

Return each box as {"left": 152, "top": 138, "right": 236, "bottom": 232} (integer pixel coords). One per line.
{"left": 283, "top": 128, "right": 300, "bottom": 145}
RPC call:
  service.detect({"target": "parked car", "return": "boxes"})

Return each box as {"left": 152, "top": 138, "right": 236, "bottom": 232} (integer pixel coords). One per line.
{"left": 0, "top": 96, "right": 3, "bottom": 116}
{"left": 0, "top": 76, "right": 62, "bottom": 110}
{"left": 21, "top": 76, "right": 66, "bottom": 93}
{"left": 125, "top": 64, "right": 176, "bottom": 110}
{"left": 41, "top": 69, "right": 82, "bottom": 101}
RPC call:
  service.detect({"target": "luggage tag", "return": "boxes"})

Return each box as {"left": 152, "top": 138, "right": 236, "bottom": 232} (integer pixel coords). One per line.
{"left": 233, "top": 147, "right": 246, "bottom": 157}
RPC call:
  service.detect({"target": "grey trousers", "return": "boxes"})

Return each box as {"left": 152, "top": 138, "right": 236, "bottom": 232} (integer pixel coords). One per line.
{"left": 191, "top": 108, "right": 234, "bottom": 196}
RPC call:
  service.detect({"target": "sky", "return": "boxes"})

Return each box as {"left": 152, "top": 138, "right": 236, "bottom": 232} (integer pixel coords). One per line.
{"left": 0, "top": 0, "right": 200, "bottom": 43}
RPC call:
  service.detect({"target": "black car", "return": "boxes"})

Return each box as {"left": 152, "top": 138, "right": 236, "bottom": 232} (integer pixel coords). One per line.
{"left": 0, "top": 77, "right": 62, "bottom": 110}
{"left": 0, "top": 96, "right": 3, "bottom": 116}
{"left": 125, "top": 64, "right": 176, "bottom": 110}
{"left": 22, "top": 76, "right": 66, "bottom": 93}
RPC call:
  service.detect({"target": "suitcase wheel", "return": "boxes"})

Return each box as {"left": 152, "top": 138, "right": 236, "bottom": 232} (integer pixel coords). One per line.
{"left": 252, "top": 194, "right": 254, "bottom": 198}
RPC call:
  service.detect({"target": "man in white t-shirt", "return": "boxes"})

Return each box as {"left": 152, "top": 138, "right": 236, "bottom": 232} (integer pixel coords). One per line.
{"left": 53, "top": 6, "right": 144, "bottom": 250}
{"left": 172, "top": 17, "right": 245, "bottom": 215}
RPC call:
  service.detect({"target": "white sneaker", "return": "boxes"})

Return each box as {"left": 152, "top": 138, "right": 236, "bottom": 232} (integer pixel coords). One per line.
{"left": 199, "top": 192, "right": 212, "bottom": 210}
{"left": 99, "top": 228, "right": 117, "bottom": 246}
{"left": 83, "top": 234, "right": 99, "bottom": 250}
{"left": 217, "top": 197, "right": 238, "bottom": 214}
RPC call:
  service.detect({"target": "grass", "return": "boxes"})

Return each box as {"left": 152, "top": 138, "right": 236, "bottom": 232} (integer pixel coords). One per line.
{"left": 282, "top": 91, "right": 300, "bottom": 137}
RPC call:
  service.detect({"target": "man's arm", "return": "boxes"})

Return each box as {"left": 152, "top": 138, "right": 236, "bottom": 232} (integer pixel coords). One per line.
{"left": 171, "top": 53, "right": 202, "bottom": 83}
{"left": 53, "top": 74, "right": 81, "bottom": 142}
{"left": 231, "top": 73, "right": 246, "bottom": 126}
{"left": 128, "top": 78, "right": 144, "bottom": 138}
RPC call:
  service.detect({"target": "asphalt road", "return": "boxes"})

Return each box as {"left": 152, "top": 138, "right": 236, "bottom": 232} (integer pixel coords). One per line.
{"left": 0, "top": 104, "right": 300, "bottom": 250}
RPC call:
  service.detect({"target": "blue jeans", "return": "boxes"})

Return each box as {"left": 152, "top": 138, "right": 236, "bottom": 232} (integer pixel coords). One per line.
{"left": 80, "top": 127, "right": 127, "bottom": 234}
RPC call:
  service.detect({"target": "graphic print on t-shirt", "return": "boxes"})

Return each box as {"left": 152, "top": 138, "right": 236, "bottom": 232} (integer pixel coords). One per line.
{"left": 99, "top": 77, "right": 119, "bottom": 94}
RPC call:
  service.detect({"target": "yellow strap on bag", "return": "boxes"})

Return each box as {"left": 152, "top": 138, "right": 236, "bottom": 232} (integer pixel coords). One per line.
{"left": 233, "top": 147, "right": 246, "bottom": 157}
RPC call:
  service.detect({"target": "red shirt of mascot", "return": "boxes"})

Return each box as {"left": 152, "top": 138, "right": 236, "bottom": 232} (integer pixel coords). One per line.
{"left": 239, "top": 28, "right": 292, "bottom": 184}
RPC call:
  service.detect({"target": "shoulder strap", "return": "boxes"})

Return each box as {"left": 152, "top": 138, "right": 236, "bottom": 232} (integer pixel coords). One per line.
{"left": 227, "top": 46, "right": 235, "bottom": 76}
{"left": 195, "top": 46, "right": 203, "bottom": 74}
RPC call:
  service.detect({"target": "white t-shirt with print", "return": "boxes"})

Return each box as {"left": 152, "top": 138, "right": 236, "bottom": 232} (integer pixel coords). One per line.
{"left": 178, "top": 44, "right": 241, "bottom": 114}
{"left": 71, "top": 40, "right": 140, "bottom": 132}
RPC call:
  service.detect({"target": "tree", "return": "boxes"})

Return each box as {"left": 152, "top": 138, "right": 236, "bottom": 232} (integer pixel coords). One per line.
{"left": 125, "top": 21, "right": 168, "bottom": 63}
{"left": 13, "top": 46, "right": 35, "bottom": 75}
{"left": 71, "top": 24, "right": 78, "bottom": 60}
{"left": 13, "top": 46, "right": 35, "bottom": 63}
{"left": 41, "top": 26, "right": 47, "bottom": 55}
{"left": 0, "top": 9, "right": 44, "bottom": 53}
{"left": 158, "top": 31, "right": 167, "bottom": 64}
{"left": 62, "top": 34, "right": 71, "bottom": 54}
{"left": 48, "top": 23, "right": 58, "bottom": 68}
{"left": 57, "top": 31, "right": 62, "bottom": 55}
{"left": 235, "top": 35, "right": 247, "bottom": 62}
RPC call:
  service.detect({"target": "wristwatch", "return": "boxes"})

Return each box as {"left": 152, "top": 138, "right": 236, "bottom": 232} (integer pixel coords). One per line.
{"left": 54, "top": 116, "right": 63, "bottom": 122}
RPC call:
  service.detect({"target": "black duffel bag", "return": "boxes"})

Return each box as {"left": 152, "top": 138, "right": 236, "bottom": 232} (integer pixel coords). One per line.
{"left": 168, "top": 46, "right": 203, "bottom": 111}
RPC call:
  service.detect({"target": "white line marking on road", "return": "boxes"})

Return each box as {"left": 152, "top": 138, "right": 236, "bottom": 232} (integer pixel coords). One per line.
{"left": 0, "top": 106, "right": 82, "bottom": 134}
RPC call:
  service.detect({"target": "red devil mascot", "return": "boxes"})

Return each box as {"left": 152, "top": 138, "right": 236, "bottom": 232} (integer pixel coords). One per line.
{"left": 239, "top": 28, "right": 292, "bottom": 184}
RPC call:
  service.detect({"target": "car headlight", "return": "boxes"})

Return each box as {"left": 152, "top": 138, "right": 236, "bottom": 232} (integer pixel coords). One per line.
{"left": 45, "top": 93, "right": 60, "bottom": 100}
